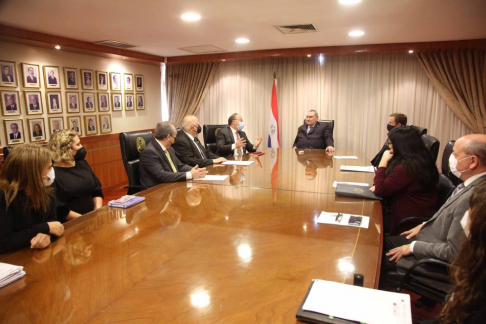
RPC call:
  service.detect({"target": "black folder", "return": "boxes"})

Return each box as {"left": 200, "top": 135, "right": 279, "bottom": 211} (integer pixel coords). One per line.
{"left": 335, "top": 183, "right": 383, "bottom": 200}
{"left": 296, "top": 281, "right": 360, "bottom": 324}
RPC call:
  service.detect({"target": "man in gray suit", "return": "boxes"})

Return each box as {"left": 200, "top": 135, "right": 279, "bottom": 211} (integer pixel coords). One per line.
{"left": 385, "top": 134, "right": 486, "bottom": 273}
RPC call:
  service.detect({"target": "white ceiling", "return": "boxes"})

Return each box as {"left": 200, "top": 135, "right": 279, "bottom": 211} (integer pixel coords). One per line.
{"left": 0, "top": 0, "right": 485, "bottom": 57}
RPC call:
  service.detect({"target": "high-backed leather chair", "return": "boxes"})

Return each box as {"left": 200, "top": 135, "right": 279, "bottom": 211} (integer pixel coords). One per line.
{"left": 3, "top": 147, "right": 13, "bottom": 161}
{"left": 410, "top": 125, "right": 427, "bottom": 136}
{"left": 421, "top": 134, "right": 440, "bottom": 162}
{"left": 302, "top": 119, "right": 334, "bottom": 134}
{"left": 203, "top": 124, "right": 228, "bottom": 154}
{"left": 119, "top": 131, "right": 154, "bottom": 195}
{"left": 441, "top": 140, "right": 462, "bottom": 186}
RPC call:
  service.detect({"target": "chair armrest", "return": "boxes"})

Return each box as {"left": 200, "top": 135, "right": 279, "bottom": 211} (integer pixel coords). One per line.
{"left": 398, "top": 258, "right": 453, "bottom": 291}
{"left": 391, "top": 216, "right": 431, "bottom": 235}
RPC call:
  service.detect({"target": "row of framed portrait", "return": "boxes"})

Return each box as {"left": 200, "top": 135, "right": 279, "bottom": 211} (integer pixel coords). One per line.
{"left": 0, "top": 60, "right": 144, "bottom": 92}
{"left": 1, "top": 90, "right": 145, "bottom": 116}
{"left": 4, "top": 114, "right": 113, "bottom": 146}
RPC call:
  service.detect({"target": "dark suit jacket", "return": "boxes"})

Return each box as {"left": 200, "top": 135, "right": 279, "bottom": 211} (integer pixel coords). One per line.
{"left": 30, "top": 104, "right": 39, "bottom": 110}
{"left": 293, "top": 121, "right": 334, "bottom": 149}
{"left": 6, "top": 103, "right": 17, "bottom": 111}
{"left": 2, "top": 73, "right": 13, "bottom": 82}
{"left": 139, "top": 140, "right": 192, "bottom": 187}
{"left": 371, "top": 141, "right": 389, "bottom": 168}
{"left": 27, "top": 75, "right": 37, "bottom": 83}
{"left": 88, "top": 126, "right": 95, "bottom": 131}
{"left": 86, "top": 102, "right": 93, "bottom": 108}
{"left": 215, "top": 127, "right": 256, "bottom": 158}
{"left": 173, "top": 130, "right": 219, "bottom": 167}
{"left": 48, "top": 76, "right": 57, "bottom": 85}
{"left": 10, "top": 132, "right": 21, "bottom": 140}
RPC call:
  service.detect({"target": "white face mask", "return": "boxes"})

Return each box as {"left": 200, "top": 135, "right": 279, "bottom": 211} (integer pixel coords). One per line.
{"left": 237, "top": 121, "right": 245, "bottom": 131}
{"left": 449, "top": 154, "right": 471, "bottom": 178}
{"left": 460, "top": 210, "right": 470, "bottom": 238}
{"left": 43, "top": 167, "right": 55, "bottom": 186}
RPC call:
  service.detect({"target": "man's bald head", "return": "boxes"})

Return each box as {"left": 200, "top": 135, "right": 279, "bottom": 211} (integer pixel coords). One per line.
{"left": 458, "top": 134, "right": 486, "bottom": 166}
{"left": 452, "top": 134, "right": 486, "bottom": 180}
{"left": 181, "top": 115, "right": 200, "bottom": 136}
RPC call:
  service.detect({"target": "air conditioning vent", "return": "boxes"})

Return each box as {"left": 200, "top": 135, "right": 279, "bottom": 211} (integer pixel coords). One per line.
{"left": 93, "top": 40, "right": 138, "bottom": 49}
{"left": 179, "top": 45, "right": 226, "bottom": 54}
{"left": 275, "top": 24, "right": 319, "bottom": 34}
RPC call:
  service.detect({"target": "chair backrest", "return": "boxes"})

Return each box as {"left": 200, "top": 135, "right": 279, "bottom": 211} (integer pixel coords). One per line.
{"left": 410, "top": 125, "right": 427, "bottom": 136}
{"left": 437, "top": 173, "right": 455, "bottom": 208}
{"left": 302, "top": 119, "right": 334, "bottom": 134}
{"left": 203, "top": 124, "right": 229, "bottom": 154}
{"left": 441, "top": 140, "right": 462, "bottom": 186}
{"left": 119, "top": 131, "right": 154, "bottom": 187}
{"left": 3, "top": 147, "right": 13, "bottom": 161}
{"left": 421, "top": 134, "right": 440, "bottom": 162}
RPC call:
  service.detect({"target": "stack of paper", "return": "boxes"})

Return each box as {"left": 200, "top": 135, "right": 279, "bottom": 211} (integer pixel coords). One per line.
{"left": 0, "top": 262, "right": 25, "bottom": 288}
{"left": 333, "top": 156, "right": 358, "bottom": 160}
{"left": 340, "top": 165, "right": 375, "bottom": 173}
{"left": 222, "top": 161, "right": 254, "bottom": 166}
{"left": 317, "top": 211, "right": 370, "bottom": 229}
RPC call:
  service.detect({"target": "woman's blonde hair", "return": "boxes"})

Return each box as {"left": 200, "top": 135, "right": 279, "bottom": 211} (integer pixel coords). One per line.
{"left": 48, "top": 129, "right": 77, "bottom": 163}
{"left": 0, "top": 144, "right": 53, "bottom": 212}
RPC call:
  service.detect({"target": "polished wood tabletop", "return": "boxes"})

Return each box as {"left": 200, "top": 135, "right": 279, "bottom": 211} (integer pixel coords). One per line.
{"left": 0, "top": 149, "right": 382, "bottom": 324}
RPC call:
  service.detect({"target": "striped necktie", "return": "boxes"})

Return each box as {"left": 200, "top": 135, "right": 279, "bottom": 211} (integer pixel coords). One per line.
{"left": 164, "top": 150, "right": 177, "bottom": 172}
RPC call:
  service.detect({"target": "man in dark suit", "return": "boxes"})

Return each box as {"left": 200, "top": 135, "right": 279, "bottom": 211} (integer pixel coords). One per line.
{"left": 26, "top": 67, "right": 37, "bottom": 83}
{"left": 371, "top": 113, "right": 407, "bottom": 168}
{"left": 47, "top": 70, "right": 57, "bottom": 85}
{"left": 215, "top": 113, "right": 262, "bottom": 159}
{"left": 88, "top": 119, "right": 96, "bottom": 131}
{"left": 173, "top": 115, "right": 226, "bottom": 167}
{"left": 293, "top": 110, "right": 334, "bottom": 152}
{"left": 9, "top": 123, "right": 21, "bottom": 140}
{"left": 69, "top": 96, "right": 77, "bottom": 109}
{"left": 2, "top": 65, "right": 13, "bottom": 83}
{"left": 71, "top": 120, "right": 80, "bottom": 133}
{"left": 140, "top": 121, "right": 208, "bottom": 187}
{"left": 29, "top": 95, "right": 40, "bottom": 110}
{"left": 114, "top": 96, "right": 121, "bottom": 108}
{"left": 126, "top": 96, "right": 133, "bottom": 108}
{"left": 85, "top": 97, "right": 93, "bottom": 109}
{"left": 67, "top": 72, "right": 76, "bottom": 86}
{"left": 5, "top": 95, "right": 17, "bottom": 111}
{"left": 383, "top": 134, "right": 486, "bottom": 275}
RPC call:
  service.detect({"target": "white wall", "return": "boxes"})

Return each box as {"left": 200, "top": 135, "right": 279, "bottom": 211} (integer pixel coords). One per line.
{"left": 0, "top": 41, "right": 161, "bottom": 145}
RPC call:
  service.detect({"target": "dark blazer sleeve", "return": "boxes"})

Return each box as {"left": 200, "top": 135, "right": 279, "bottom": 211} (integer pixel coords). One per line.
{"left": 173, "top": 131, "right": 214, "bottom": 167}
{"left": 373, "top": 164, "right": 414, "bottom": 197}
{"left": 240, "top": 131, "right": 256, "bottom": 153}
{"left": 139, "top": 143, "right": 187, "bottom": 186}
{"left": 323, "top": 123, "right": 334, "bottom": 148}
{"left": 216, "top": 127, "right": 235, "bottom": 158}
{"left": 170, "top": 148, "right": 192, "bottom": 172}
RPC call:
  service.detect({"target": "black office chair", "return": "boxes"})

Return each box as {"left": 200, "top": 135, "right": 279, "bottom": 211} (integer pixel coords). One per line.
{"left": 119, "top": 131, "right": 154, "bottom": 195}
{"left": 421, "top": 134, "right": 440, "bottom": 163}
{"left": 203, "top": 124, "right": 228, "bottom": 154}
{"left": 302, "top": 119, "right": 334, "bottom": 134}
{"left": 441, "top": 140, "right": 462, "bottom": 186}
{"left": 3, "top": 147, "right": 13, "bottom": 161}
{"left": 410, "top": 125, "right": 427, "bottom": 136}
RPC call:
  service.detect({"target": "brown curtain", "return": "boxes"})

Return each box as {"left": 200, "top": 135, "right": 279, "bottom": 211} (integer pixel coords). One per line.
{"left": 416, "top": 51, "right": 486, "bottom": 134}
{"left": 166, "top": 62, "right": 217, "bottom": 127}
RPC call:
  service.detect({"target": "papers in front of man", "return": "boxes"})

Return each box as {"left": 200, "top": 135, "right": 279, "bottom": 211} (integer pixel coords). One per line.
{"left": 193, "top": 175, "right": 229, "bottom": 181}
{"left": 222, "top": 161, "right": 254, "bottom": 166}
{"left": 300, "top": 279, "right": 412, "bottom": 324}
{"left": 332, "top": 181, "right": 369, "bottom": 188}
{"left": 333, "top": 156, "right": 358, "bottom": 160}
{"left": 0, "top": 263, "right": 25, "bottom": 288}
{"left": 317, "top": 211, "right": 370, "bottom": 229}
{"left": 340, "top": 165, "right": 375, "bottom": 173}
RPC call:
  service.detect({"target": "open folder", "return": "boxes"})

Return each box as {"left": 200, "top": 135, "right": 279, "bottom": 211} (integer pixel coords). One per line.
{"left": 296, "top": 280, "right": 412, "bottom": 324}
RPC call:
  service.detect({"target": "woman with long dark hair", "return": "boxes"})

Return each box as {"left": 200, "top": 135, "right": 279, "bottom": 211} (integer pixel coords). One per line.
{"left": 439, "top": 180, "right": 486, "bottom": 323}
{"left": 371, "top": 126, "right": 439, "bottom": 232}
{"left": 0, "top": 144, "right": 64, "bottom": 253}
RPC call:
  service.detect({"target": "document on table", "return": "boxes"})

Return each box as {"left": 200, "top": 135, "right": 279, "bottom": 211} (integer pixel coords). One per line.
{"left": 332, "top": 181, "right": 369, "bottom": 188}
{"left": 333, "top": 156, "right": 358, "bottom": 160}
{"left": 340, "top": 165, "right": 375, "bottom": 173}
{"left": 317, "top": 211, "right": 370, "bottom": 229}
{"left": 301, "top": 279, "right": 412, "bottom": 324}
{"left": 222, "top": 161, "right": 254, "bottom": 166}
{"left": 193, "top": 175, "right": 229, "bottom": 181}
{"left": 0, "top": 263, "right": 25, "bottom": 288}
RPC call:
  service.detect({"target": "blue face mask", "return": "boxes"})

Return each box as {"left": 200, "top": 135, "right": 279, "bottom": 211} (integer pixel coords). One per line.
{"left": 237, "top": 121, "right": 245, "bottom": 131}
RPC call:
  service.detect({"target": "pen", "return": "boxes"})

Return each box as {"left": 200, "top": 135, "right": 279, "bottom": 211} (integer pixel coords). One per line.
{"left": 335, "top": 213, "right": 343, "bottom": 223}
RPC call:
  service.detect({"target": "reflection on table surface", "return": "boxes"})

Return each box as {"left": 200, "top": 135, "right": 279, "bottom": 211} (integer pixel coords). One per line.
{"left": 0, "top": 149, "right": 382, "bottom": 324}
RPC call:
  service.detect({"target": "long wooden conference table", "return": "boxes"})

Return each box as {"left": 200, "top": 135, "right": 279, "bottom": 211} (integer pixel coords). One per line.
{"left": 0, "top": 148, "right": 382, "bottom": 323}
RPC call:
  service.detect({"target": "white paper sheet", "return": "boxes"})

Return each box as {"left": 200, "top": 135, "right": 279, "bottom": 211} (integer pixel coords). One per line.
{"left": 302, "top": 280, "right": 412, "bottom": 324}
{"left": 193, "top": 175, "right": 229, "bottom": 181}
{"left": 0, "top": 262, "right": 25, "bottom": 288}
{"left": 222, "top": 161, "right": 254, "bottom": 166}
{"left": 333, "top": 156, "right": 358, "bottom": 160}
{"left": 340, "top": 165, "right": 375, "bottom": 173}
{"left": 317, "top": 211, "right": 370, "bottom": 229}
{"left": 332, "top": 181, "right": 369, "bottom": 188}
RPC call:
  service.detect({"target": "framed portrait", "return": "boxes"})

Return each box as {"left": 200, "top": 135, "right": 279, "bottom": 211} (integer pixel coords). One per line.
{"left": 110, "top": 72, "right": 121, "bottom": 91}
{"left": 98, "top": 92, "right": 110, "bottom": 112}
{"left": 135, "top": 74, "right": 144, "bottom": 92}
{"left": 136, "top": 94, "right": 145, "bottom": 110}
{"left": 22, "top": 63, "right": 41, "bottom": 88}
{"left": 82, "top": 92, "right": 96, "bottom": 112}
{"left": 4, "top": 119, "right": 25, "bottom": 145}
{"left": 49, "top": 116, "right": 65, "bottom": 134}
{"left": 24, "top": 91, "right": 43, "bottom": 115}
{"left": 81, "top": 69, "right": 95, "bottom": 90}
{"left": 64, "top": 67, "right": 79, "bottom": 89}
{"left": 28, "top": 118, "right": 46, "bottom": 142}
{"left": 67, "top": 115, "right": 82, "bottom": 136}
{"left": 112, "top": 93, "right": 123, "bottom": 111}
{"left": 99, "top": 114, "right": 112, "bottom": 134}
{"left": 84, "top": 115, "right": 98, "bottom": 136}
{"left": 43, "top": 65, "right": 61, "bottom": 89}
{"left": 0, "top": 61, "right": 18, "bottom": 87}
{"left": 66, "top": 92, "right": 80, "bottom": 113}
{"left": 124, "top": 73, "right": 133, "bottom": 91}
{"left": 1, "top": 90, "right": 21, "bottom": 116}
{"left": 96, "top": 71, "right": 108, "bottom": 91}
{"left": 125, "top": 93, "right": 134, "bottom": 111}
{"left": 46, "top": 91, "right": 63, "bottom": 114}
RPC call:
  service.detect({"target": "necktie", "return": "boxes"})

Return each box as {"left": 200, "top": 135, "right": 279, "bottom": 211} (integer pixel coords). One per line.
{"left": 307, "top": 126, "right": 313, "bottom": 134}
{"left": 236, "top": 132, "right": 243, "bottom": 156}
{"left": 451, "top": 183, "right": 465, "bottom": 198}
{"left": 164, "top": 150, "right": 177, "bottom": 172}
{"left": 194, "top": 138, "right": 206, "bottom": 159}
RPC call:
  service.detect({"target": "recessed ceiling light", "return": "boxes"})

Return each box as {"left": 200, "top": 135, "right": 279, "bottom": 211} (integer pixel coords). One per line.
{"left": 181, "top": 13, "right": 201, "bottom": 21}
{"left": 408, "top": 50, "right": 414, "bottom": 54}
{"left": 307, "top": 54, "right": 311, "bottom": 57}
{"left": 55, "top": 45, "right": 61, "bottom": 50}
{"left": 222, "top": 59, "right": 226, "bottom": 61}
{"left": 348, "top": 30, "right": 365, "bottom": 37}
{"left": 235, "top": 38, "right": 250, "bottom": 44}
{"left": 338, "top": 0, "right": 362, "bottom": 5}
